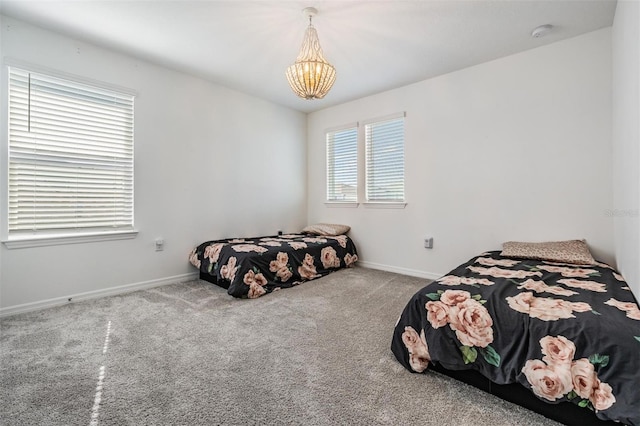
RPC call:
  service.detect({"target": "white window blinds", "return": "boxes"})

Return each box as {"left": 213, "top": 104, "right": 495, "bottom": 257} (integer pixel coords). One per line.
{"left": 365, "top": 115, "right": 405, "bottom": 202}
{"left": 326, "top": 125, "right": 358, "bottom": 202}
{"left": 7, "top": 67, "right": 134, "bottom": 235}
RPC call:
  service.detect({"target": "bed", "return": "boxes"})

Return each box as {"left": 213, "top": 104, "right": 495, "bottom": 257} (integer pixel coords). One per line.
{"left": 189, "top": 226, "right": 358, "bottom": 299}
{"left": 391, "top": 240, "right": 640, "bottom": 426}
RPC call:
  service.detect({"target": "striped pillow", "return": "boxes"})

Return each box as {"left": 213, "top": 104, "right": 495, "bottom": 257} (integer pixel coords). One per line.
{"left": 302, "top": 223, "right": 351, "bottom": 236}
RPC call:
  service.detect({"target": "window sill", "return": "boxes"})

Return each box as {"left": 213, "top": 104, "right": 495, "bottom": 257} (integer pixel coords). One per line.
{"left": 2, "top": 230, "right": 139, "bottom": 249}
{"left": 324, "top": 202, "right": 359, "bottom": 208}
{"left": 363, "top": 202, "right": 407, "bottom": 209}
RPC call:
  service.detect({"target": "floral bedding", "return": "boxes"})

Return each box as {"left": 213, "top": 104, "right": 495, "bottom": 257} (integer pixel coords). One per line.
{"left": 189, "top": 233, "right": 358, "bottom": 298}
{"left": 391, "top": 251, "right": 640, "bottom": 425}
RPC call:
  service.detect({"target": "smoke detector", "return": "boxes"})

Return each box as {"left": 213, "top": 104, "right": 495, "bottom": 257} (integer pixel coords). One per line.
{"left": 531, "top": 24, "right": 553, "bottom": 38}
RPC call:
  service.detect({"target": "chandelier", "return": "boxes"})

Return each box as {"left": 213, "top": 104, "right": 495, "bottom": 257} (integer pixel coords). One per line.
{"left": 286, "top": 7, "right": 336, "bottom": 100}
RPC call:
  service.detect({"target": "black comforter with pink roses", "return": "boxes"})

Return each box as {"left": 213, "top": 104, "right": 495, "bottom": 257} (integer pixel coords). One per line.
{"left": 391, "top": 251, "right": 640, "bottom": 425}
{"left": 189, "top": 233, "right": 358, "bottom": 299}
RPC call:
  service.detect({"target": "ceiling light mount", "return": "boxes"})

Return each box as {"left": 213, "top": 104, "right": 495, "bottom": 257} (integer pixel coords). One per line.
{"left": 286, "top": 6, "right": 336, "bottom": 100}
{"left": 302, "top": 7, "right": 317, "bottom": 20}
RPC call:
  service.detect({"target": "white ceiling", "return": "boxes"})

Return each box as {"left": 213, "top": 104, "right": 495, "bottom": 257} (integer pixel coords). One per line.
{"left": 0, "top": 0, "right": 617, "bottom": 113}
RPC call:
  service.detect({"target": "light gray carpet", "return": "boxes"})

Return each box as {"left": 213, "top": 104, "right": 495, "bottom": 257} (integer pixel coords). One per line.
{"left": 0, "top": 267, "right": 561, "bottom": 426}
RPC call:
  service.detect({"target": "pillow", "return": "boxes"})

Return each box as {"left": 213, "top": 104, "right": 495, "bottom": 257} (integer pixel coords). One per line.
{"left": 302, "top": 223, "right": 351, "bottom": 236}
{"left": 500, "top": 239, "right": 596, "bottom": 265}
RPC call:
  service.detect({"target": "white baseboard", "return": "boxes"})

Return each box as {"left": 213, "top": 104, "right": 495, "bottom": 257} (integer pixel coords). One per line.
{"left": 358, "top": 260, "right": 442, "bottom": 280}
{"left": 1, "top": 264, "right": 438, "bottom": 318}
{"left": 0, "top": 272, "right": 199, "bottom": 318}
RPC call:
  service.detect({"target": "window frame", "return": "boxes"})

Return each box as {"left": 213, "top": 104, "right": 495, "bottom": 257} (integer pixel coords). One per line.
{"left": 363, "top": 112, "right": 406, "bottom": 208}
{"left": 1, "top": 60, "right": 138, "bottom": 248}
{"left": 325, "top": 122, "right": 359, "bottom": 207}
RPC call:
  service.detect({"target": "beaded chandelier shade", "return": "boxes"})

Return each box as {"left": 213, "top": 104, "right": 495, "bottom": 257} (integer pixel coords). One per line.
{"left": 286, "top": 7, "right": 336, "bottom": 100}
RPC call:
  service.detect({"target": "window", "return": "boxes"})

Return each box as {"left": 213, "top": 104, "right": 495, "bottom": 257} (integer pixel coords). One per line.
{"left": 326, "top": 124, "right": 358, "bottom": 202}
{"left": 6, "top": 66, "right": 135, "bottom": 244}
{"left": 365, "top": 114, "right": 405, "bottom": 202}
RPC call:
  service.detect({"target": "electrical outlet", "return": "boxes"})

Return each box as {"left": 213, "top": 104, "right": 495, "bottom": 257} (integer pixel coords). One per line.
{"left": 424, "top": 237, "right": 434, "bottom": 249}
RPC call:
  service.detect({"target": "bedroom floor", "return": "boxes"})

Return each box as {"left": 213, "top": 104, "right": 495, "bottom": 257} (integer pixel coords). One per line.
{"left": 0, "top": 267, "right": 561, "bottom": 425}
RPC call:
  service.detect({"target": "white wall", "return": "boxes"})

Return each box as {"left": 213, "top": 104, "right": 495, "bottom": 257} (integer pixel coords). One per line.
{"left": 307, "top": 29, "right": 614, "bottom": 280}
{"left": 612, "top": 1, "right": 640, "bottom": 298}
{"left": 0, "top": 16, "right": 308, "bottom": 312}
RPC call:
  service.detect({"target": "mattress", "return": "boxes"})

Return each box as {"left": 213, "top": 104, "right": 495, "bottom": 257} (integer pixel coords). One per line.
{"left": 391, "top": 250, "right": 640, "bottom": 425}
{"left": 190, "top": 233, "right": 358, "bottom": 298}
